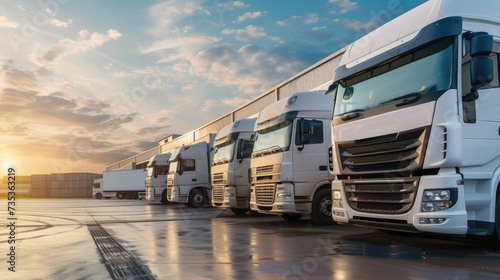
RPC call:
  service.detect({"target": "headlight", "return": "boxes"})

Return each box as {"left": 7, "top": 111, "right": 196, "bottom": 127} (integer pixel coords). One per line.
{"left": 277, "top": 192, "right": 291, "bottom": 199}
{"left": 423, "top": 190, "right": 450, "bottom": 201}
{"left": 333, "top": 190, "right": 342, "bottom": 200}
{"left": 421, "top": 189, "right": 453, "bottom": 212}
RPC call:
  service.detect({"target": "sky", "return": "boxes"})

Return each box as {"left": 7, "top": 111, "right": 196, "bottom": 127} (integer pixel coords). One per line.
{"left": 0, "top": 0, "right": 427, "bottom": 175}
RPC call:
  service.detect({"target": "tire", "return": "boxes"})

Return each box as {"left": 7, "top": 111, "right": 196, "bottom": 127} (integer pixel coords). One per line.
{"left": 484, "top": 190, "right": 500, "bottom": 248}
{"left": 95, "top": 193, "right": 103, "bottom": 200}
{"left": 188, "top": 188, "right": 208, "bottom": 208}
{"left": 311, "top": 188, "right": 336, "bottom": 226}
{"left": 281, "top": 213, "right": 303, "bottom": 222}
{"left": 230, "top": 208, "right": 248, "bottom": 215}
{"left": 117, "top": 193, "right": 124, "bottom": 199}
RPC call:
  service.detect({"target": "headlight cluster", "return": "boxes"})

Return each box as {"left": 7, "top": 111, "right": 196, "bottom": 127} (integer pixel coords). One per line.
{"left": 421, "top": 189, "right": 452, "bottom": 212}
{"left": 333, "top": 190, "right": 343, "bottom": 208}
{"left": 277, "top": 192, "right": 291, "bottom": 199}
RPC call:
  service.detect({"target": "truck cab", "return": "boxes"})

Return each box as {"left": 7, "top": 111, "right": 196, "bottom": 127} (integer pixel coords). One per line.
{"left": 329, "top": 0, "right": 500, "bottom": 246}
{"left": 92, "top": 179, "right": 104, "bottom": 199}
{"left": 249, "top": 91, "right": 336, "bottom": 225}
{"left": 211, "top": 117, "right": 256, "bottom": 214}
{"left": 166, "top": 136, "right": 215, "bottom": 208}
{"left": 145, "top": 152, "right": 172, "bottom": 204}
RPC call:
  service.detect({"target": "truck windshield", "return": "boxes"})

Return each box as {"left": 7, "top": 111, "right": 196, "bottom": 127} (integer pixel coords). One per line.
{"left": 252, "top": 120, "right": 293, "bottom": 156}
{"left": 213, "top": 140, "right": 236, "bottom": 164}
{"left": 334, "top": 37, "right": 454, "bottom": 116}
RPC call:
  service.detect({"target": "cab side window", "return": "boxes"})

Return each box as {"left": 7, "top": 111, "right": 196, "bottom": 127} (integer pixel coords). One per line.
{"left": 295, "top": 120, "right": 324, "bottom": 145}
{"left": 182, "top": 159, "right": 196, "bottom": 172}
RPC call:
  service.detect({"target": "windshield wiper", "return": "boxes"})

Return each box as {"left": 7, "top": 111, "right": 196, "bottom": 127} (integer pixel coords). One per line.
{"left": 379, "top": 92, "right": 420, "bottom": 107}
{"left": 337, "top": 109, "right": 364, "bottom": 121}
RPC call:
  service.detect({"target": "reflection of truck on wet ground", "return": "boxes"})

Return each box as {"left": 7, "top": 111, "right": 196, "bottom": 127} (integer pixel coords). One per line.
{"left": 166, "top": 134, "right": 216, "bottom": 208}
{"left": 211, "top": 117, "right": 256, "bottom": 214}
{"left": 328, "top": 0, "right": 500, "bottom": 247}
{"left": 249, "top": 91, "right": 336, "bottom": 225}
{"left": 92, "top": 169, "right": 147, "bottom": 199}
{"left": 145, "top": 151, "right": 172, "bottom": 204}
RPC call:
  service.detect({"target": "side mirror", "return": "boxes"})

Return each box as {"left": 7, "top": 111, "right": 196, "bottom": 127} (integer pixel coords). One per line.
{"left": 236, "top": 139, "right": 244, "bottom": 162}
{"left": 470, "top": 32, "right": 493, "bottom": 57}
{"left": 465, "top": 32, "right": 494, "bottom": 102}
{"left": 177, "top": 158, "right": 183, "bottom": 175}
{"left": 325, "top": 82, "right": 338, "bottom": 95}
{"left": 471, "top": 57, "right": 493, "bottom": 89}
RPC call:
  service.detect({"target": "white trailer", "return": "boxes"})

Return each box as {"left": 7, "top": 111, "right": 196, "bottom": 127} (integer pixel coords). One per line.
{"left": 145, "top": 151, "right": 172, "bottom": 204}
{"left": 249, "top": 91, "right": 336, "bottom": 225}
{"left": 328, "top": 0, "right": 500, "bottom": 246}
{"left": 211, "top": 117, "right": 256, "bottom": 214}
{"left": 166, "top": 134, "right": 216, "bottom": 208}
{"left": 93, "top": 169, "right": 147, "bottom": 199}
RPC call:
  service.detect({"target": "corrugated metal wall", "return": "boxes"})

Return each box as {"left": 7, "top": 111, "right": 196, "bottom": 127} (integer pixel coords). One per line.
{"left": 106, "top": 47, "right": 346, "bottom": 171}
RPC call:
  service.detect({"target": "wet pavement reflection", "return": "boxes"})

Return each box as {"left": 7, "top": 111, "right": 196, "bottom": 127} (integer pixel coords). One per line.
{"left": 1, "top": 199, "right": 500, "bottom": 280}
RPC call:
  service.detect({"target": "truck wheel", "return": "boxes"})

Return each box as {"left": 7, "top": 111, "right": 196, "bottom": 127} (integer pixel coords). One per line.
{"left": 117, "top": 193, "right": 124, "bottom": 199}
{"left": 231, "top": 208, "right": 248, "bottom": 215}
{"left": 281, "top": 213, "right": 303, "bottom": 222}
{"left": 311, "top": 188, "right": 336, "bottom": 226}
{"left": 95, "top": 193, "right": 103, "bottom": 200}
{"left": 485, "top": 191, "right": 500, "bottom": 248}
{"left": 188, "top": 188, "right": 208, "bottom": 208}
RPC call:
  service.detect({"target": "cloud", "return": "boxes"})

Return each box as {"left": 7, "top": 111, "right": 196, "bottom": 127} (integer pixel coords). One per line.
{"left": 29, "top": 29, "right": 122, "bottom": 69}
{"left": 6, "top": 134, "right": 141, "bottom": 166}
{"left": 0, "top": 124, "right": 30, "bottom": 136}
{"left": 329, "top": 0, "right": 359, "bottom": 14}
{"left": 305, "top": 26, "right": 335, "bottom": 39}
{"left": 221, "top": 25, "right": 282, "bottom": 43}
{"left": 0, "top": 88, "right": 136, "bottom": 131}
{"left": 148, "top": 0, "right": 211, "bottom": 36}
{"left": 233, "top": 1, "right": 249, "bottom": 9}
{"left": 305, "top": 14, "right": 319, "bottom": 24}
{"left": 236, "top": 11, "right": 266, "bottom": 23}
{"left": 140, "top": 35, "right": 220, "bottom": 58}
{"left": 202, "top": 99, "right": 217, "bottom": 112}
{"left": 0, "top": 16, "right": 19, "bottom": 28}
{"left": 2, "top": 65, "right": 38, "bottom": 91}
{"left": 186, "top": 43, "right": 316, "bottom": 94}
{"left": 48, "top": 18, "right": 73, "bottom": 28}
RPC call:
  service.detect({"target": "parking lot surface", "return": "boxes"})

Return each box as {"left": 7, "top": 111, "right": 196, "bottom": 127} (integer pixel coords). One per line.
{"left": 1, "top": 199, "right": 500, "bottom": 280}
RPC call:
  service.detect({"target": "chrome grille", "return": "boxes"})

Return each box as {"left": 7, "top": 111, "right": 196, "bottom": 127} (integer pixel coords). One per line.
{"left": 212, "top": 173, "right": 224, "bottom": 184}
{"left": 256, "top": 165, "right": 273, "bottom": 174}
{"left": 344, "top": 178, "right": 418, "bottom": 214}
{"left": 255, "top": 185, "right": 275, "bottom": 204}
{"left": 212, "top": 185, "right": 225, "bottom": 203}
{"left": 337, "top": 127, "right": 428, "bottom": 174}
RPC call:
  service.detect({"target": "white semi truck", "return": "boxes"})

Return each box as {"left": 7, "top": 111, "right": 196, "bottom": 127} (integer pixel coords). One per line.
{"left": 249, "top": 91, "right": 336, "bottom": 225}
{"left": 211, "top": 117, "right": 256, "bottom": 214}
{"left": 93, "top": 169, "right": 147, "bottom": 199}
{"left": 328, "top": 0, "right": 500, "bottom": 246}
{"left": 145, "top": 151, "right": 172, "bottom": 204}
{"left": 166, "top": 134, "right": 216, "bottom": 208}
